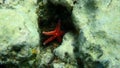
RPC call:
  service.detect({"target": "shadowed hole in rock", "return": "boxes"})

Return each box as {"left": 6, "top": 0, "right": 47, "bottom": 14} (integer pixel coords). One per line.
{"left": 37, "top": 1, "right": 84, "bottom": 68}
{"left": 0, "top": 63, "right": 18, "bottom": 68}
{"left": 38, "top": 1, "right": 76, "bottom": 47}
{"left": 11, "top": 44, "right": 25, "bottom": 52}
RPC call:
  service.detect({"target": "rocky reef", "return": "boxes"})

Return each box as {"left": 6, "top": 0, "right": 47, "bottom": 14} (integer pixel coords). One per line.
{"left": 0, "top": 0, "right": 39, "bottom": 67}
{"left": 0, "top": 0, "right": 120, "bottom": 68}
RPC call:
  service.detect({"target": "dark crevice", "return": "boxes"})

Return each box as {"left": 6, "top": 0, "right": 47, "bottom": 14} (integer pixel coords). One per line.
{"left": 0, "top": 63, "right": 18, "bottom": 68}
{"left": 38, "top": 1, "right": 76, "bottom": 47}
{"left": 37, "top": 0, "right": 83, "bottom": 68}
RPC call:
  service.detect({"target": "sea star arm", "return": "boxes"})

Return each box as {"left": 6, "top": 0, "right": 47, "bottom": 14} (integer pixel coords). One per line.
{"left": 42, "top": 30, "right": 55, "bottom": 35}
{"left": 43, "top": 36, "right": 56, "bottom": 45}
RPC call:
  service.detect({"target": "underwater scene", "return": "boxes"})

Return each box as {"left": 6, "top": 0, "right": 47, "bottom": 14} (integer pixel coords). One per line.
{"left": 0, "top": 0, "right": 120, "bottom": 68}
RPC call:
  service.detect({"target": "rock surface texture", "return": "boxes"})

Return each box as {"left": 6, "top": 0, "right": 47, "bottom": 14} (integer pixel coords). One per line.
{"left": 50, "top": 0, "right": 120, "bottom": 68}
{"left": 0, "top": 0, "right": 39, "bottom": 67}
{"left": 54, "top": 32, "right": 76, "bottom": 61}
{"left": 0, "top": 0, "right": 120, "bottom": 68}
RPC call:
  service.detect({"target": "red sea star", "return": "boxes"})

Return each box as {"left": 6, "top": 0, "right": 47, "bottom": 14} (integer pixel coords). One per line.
{"left": 42, "top": 20, "right": 64, "bottom": 45}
